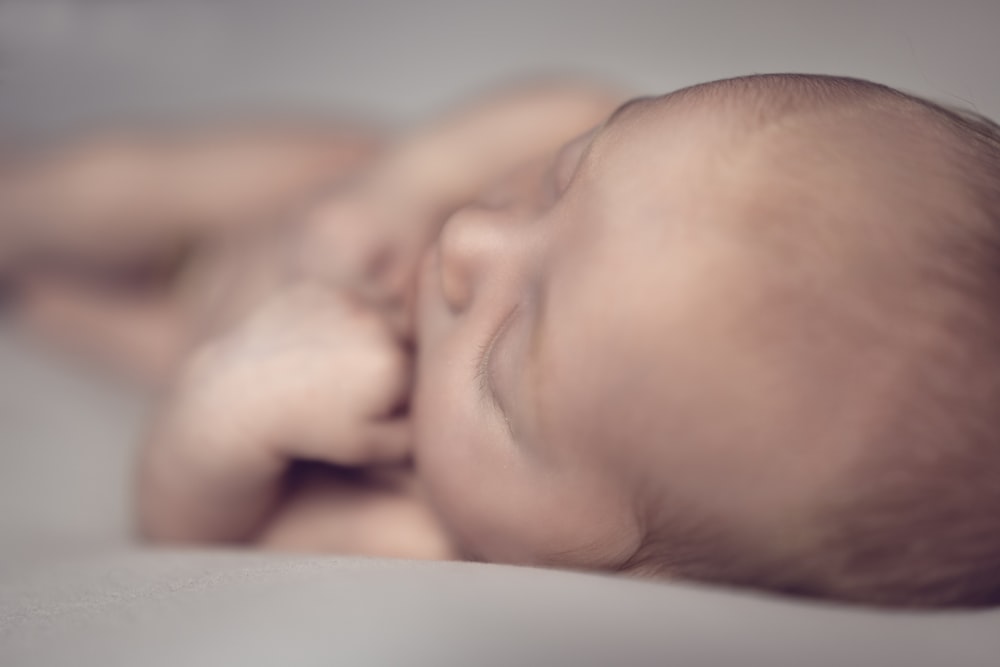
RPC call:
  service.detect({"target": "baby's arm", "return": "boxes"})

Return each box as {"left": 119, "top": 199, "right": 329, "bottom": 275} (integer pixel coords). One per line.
{"left": 255, "top": 465, "right": 452, "bottom": 558}
{"left": 2, "top": 79, "right": 623, "bottom": 553}
{"left": 387, "top": 77, "right": 622, "bottom": 206}
{"left": 2, "top": 122, "right": 380, "bottom": 381}
{"left": 139, "top": 80, "right": 624, "bottom": 554}
{"left": 4, "top": 80, "right": 621, "bottom": 381}
{"left": 1, "top": 123, "right": 379, "bottom": 274}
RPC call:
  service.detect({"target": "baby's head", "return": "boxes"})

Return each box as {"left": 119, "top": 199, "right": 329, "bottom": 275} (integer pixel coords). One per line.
{"left": 413, "top": 74, "right": 1000, "bottom": 607}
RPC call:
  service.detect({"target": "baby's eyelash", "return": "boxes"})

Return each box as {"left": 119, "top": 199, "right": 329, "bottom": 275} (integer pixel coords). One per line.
{"left": 546, "top": 170, "right": 562, "bottom": 206}
{"left": 472, "top": 306, "right": 521, "bottom": 409}
{"left": 473, "top": 336, "right": 516, "bottom": 439}
{"left": 473, "top": 339, "right": 493, "bottom": 403}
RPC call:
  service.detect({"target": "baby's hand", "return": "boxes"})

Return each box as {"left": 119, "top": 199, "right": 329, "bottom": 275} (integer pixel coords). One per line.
{"left": 138, "top": 282, "right": 417, "bottom": 545}
{"left": 291, "top": 175, "right": 441, "bottom": 341}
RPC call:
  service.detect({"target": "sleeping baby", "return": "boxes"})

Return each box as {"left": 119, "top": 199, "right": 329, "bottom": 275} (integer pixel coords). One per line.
{"left": 4, "top": 74, "right": 1000, "bottom": 608}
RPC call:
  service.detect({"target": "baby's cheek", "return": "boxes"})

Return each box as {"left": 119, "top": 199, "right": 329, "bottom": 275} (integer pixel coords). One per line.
{"left": 413, "top": 363, "right": 529, "bottom": 558}
{"left": 414, "top": 311, "right": 642, "bottom": 566}
{"left": 417, "top": 404, "right": 638, "bottom": 567}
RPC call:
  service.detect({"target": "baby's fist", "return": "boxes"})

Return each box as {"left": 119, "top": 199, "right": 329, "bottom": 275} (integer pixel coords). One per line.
{"left": 138, "top": 282, "right": 411, "bottom": 543}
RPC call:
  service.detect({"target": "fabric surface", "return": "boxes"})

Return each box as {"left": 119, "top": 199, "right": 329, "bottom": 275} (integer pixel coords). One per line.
{"left": 3, "top": 548, "right": 999, "bottom": 667}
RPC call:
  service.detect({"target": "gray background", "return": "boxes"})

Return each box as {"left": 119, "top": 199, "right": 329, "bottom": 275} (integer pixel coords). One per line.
{"left": 1, "top": 1, "right": 1000, "bottom": 665}
{"left": 1, "top": 0, "right": 999, "bottom": 137}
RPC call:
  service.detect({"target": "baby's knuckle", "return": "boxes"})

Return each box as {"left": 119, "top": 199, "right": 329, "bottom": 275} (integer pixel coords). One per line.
{"left": 360, "top": 342, "right": 406, "bottom": 385}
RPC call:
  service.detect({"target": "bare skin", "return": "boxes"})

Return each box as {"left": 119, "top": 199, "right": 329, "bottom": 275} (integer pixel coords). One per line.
{"left": 2, "top": 122, "right": 381, "bottom": 272}
{"left": 3, "top": 122, "right": 383, "bottom": 380}
{"left": 1, "top": 80, "right": 625, "bottom": 556}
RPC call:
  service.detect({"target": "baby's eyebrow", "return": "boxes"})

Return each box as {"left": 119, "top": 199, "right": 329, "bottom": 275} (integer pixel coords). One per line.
{"left": 551, "top": 136, "right": 588, "bottom": 191}
{"left": 479, "top": 306, "right": 521, "bottom": 440}
{"left": 604, "top": 96, "right": 654, "bottom": 128}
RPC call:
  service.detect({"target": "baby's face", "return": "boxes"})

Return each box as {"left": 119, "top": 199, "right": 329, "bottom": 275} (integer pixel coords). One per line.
{"left": 413, "top": 84, "right": 901, "bottom": 571}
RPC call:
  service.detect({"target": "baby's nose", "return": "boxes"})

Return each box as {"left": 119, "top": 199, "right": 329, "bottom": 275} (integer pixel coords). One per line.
{"left": 437, "top": 206, "right": 519, "bottom": 313}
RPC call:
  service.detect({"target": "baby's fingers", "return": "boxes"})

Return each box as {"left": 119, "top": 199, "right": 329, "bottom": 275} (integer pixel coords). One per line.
{"left": 137, "top": 283, "right": 413, "bottom": 543}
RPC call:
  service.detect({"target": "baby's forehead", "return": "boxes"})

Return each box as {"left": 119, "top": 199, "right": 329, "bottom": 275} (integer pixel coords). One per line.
{"left": 604, "top": 75, "right": 934, "bottom": 153}
{"left": 567, "top": 75, "right": 986, "bottom": 283}
{"left": 593, "top": 89, "right": 802, "bottom": 182}
{"left": 581, "top": 90, "right": 829, "bottom": 230}
{"left": 604, "top": 78, "right": 795, "bottom": 135}
{"left": 562, "top": 78, "right": 970, "bottom": 326}
{"left": 595, "top": 80, "right": 952, "bottom": 217}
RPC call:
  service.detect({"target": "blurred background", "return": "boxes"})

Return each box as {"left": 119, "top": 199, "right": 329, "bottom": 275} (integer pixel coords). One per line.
{"left": 1, "top": 0, "right": 999, "bottom": 564}
{"left": 2, "top": 0, "right": 999, "bottom": 138}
